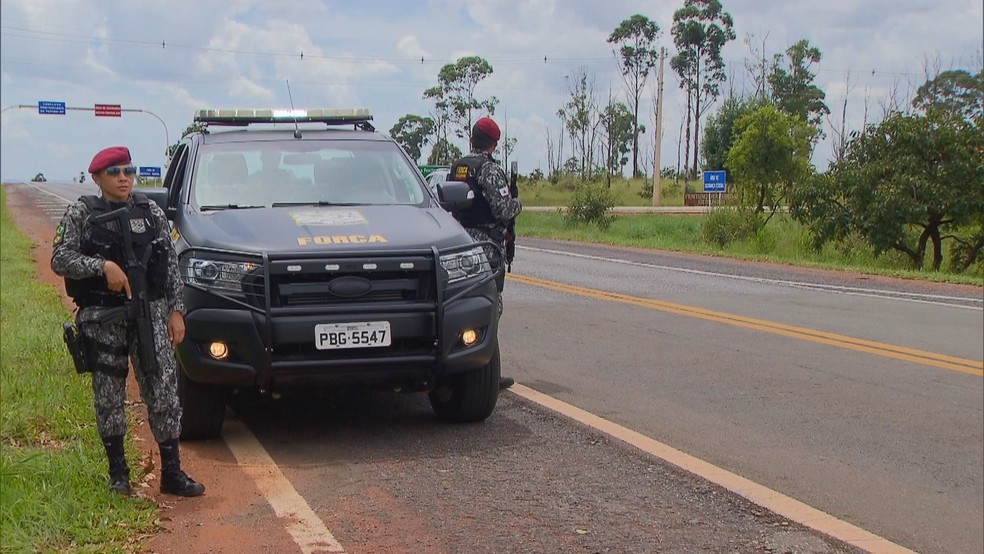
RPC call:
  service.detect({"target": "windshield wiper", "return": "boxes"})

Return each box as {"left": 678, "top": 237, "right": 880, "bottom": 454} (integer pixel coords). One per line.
{"left": 199, "top": 204, "right": 265, "bottom": 211}
{"left": 271, "top": 201, "right": 361, "bottom": 207}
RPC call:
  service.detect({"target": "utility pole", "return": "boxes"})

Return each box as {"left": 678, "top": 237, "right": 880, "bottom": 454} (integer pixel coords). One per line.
{"left": 653, "top": 47, "right": 666, "bottom": 208}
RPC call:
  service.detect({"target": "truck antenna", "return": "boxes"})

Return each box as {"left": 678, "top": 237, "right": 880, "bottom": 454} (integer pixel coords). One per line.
{"left": 286, "top": 79, "right": 302, "bottom": 139}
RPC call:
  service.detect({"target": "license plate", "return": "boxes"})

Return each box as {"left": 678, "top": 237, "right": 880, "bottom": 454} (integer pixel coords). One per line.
{"left": 315, "top": 321, "right": 391, "bottom": 350}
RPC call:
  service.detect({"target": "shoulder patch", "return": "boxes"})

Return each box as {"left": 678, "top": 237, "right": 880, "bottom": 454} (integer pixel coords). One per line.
{"left": 498, "top": 185, "right": 511, "bottom": 197}
{"left": 53, "top": 221, "right": 66, "bottom": 246}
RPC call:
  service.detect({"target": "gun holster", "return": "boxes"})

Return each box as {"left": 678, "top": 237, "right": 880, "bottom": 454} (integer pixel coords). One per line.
{"left": 62, "top": 322, "right": 91, "bottom": 374}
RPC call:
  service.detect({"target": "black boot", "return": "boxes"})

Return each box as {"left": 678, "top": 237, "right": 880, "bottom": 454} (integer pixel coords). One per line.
{"left": 158, "top": 438, "right": 205, "bottom": 497}
{"left": 499, "top": 377, "right": 515, "bottom": 390}
{"left": 102, "top": 435, "right": 131, "bottom": 496}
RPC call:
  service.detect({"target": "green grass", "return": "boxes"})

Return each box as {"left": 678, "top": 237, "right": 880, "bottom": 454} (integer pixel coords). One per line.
{"left": 520, "top": 176, "right": 686, "bottom": 207}
{"left": 516, "top": 210, "right": 984, "bottom": 286}
{"left": 1, "top": 188, "right": 158, "bottom": 552}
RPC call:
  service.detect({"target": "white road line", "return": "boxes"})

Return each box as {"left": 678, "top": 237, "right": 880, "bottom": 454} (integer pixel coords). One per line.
{"left": 508, "top": 384, "right": 916, "bottom": 554}
{"left": 223, "top": 418, "right": 345, "bottom": 554}
{"left": 519, "top": 245, "right": 982, "bottom": 310}
{"left": 29, "top": 184, "right": 77, "bottom": 204}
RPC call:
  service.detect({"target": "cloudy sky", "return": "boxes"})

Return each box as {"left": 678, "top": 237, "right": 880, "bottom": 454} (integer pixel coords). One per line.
{"left": 1, "top": 0, "right": 981, "bottom": 182}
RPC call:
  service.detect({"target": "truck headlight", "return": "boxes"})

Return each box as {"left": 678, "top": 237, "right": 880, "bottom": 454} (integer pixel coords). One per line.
{"left": 440, "top": 247, "right": 491, "bottom": 284}
{"left": 183, "top": 257, "right": 260, "bottom": 293}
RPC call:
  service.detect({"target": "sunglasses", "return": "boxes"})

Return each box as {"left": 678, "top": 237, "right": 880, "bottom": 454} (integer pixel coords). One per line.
{"left": 105, "top": 166, "right": 137, "bottom": 176}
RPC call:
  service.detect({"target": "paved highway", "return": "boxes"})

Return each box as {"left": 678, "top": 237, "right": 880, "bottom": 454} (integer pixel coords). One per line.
{"left": 14, "top": 180, "right": 983, "bottom": 553}
{"left": 502, "top": 238, "right": 982, "bottom": 553}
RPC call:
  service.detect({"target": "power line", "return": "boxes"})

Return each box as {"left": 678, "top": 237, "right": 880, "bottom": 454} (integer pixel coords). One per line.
{"left": 0, "top": 58, "right": 586, "bottom": 100}
{"left": 0, "top": 25, "right": 612, "bottom": 66}
{"left": 4, "top": 23, "right": 952, "bottom": 77}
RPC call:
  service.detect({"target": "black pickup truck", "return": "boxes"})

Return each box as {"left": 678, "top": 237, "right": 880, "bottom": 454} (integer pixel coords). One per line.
{"left": 145, "top": 108, "right": 502, "bottom": 439}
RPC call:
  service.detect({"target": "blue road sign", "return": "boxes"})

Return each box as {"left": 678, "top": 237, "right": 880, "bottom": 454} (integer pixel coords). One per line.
{"left": 139, "top": 166, "right": 162, "bottom": 178}
{"left": 38, "top": 101, "right": 66, "bottom": 115}
{"left": 703, "top": 170, "right": 727, "bottom": 193}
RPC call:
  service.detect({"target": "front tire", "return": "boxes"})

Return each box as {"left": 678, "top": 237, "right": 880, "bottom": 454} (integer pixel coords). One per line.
{"left": 429, "top": 345, "right": 500, "bottom": 423}
{"left": 178, "top": 370, "right": 228, "bottom": 440}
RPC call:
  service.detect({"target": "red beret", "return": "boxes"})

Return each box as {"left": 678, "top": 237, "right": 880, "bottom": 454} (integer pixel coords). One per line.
{"left": 473, "top": 117, "right": 500, "bottom": 142}
{"left": 88, "top": 146, "right": 131, "bottom": 174}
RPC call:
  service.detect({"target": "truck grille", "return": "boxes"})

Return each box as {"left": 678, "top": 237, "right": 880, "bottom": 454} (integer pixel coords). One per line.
{"left": 243, "top": 255, "right": 436, "bottom": 309}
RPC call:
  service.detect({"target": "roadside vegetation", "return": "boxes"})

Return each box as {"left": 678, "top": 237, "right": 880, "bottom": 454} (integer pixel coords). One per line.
{"left": 0, "top": 189, "right": 157, "bottom": 552}
{"left": 516, "top": 209, "right": 983, "bottom": 285}
{"left": 507, "top": 171, "right": 981, "bottom": 285}
{"left": 375, "top": 4, "right": 981, "bottom": 285}
{"left": 508, "top": 54, "right": 983, "bottom": 283}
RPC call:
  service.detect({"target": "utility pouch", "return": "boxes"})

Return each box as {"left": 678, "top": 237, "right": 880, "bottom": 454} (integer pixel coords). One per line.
{"left": 62, "top": 322, "right": 91, "bottom": 374}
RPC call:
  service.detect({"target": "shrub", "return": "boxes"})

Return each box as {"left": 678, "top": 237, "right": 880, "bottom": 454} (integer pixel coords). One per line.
{"left": 701, "top": 206, "right": 762, "bottom": 247}
{"left": 565, "top": 182, "right": 615, "bottom": 230}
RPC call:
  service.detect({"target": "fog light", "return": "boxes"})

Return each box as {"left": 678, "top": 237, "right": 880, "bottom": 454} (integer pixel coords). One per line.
{"left": 461, "top": 329, "right": 478, "bottom": 346}
{"left": 208, "top": 341, "right": 229, "bottom": 360}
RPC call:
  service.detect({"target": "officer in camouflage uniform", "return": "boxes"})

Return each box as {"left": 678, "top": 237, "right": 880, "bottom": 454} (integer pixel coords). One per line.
{"left": 447, "top": 117, "right": 523, "bottom": 390}
{"left": 51, "top": 146, "right": 204, "bottom": 497}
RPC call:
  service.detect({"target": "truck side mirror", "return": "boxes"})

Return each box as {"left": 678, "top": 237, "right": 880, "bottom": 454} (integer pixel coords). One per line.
{"left": 436, "top": 181, "right": 474, "bottom": 212}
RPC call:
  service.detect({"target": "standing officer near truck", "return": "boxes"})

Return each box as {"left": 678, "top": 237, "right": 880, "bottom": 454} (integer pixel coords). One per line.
{"left": 52, "top": 146, "right": 205, "bottom": 497}
{"left": 447, "top": 117, "right": 523, "bottom": 390}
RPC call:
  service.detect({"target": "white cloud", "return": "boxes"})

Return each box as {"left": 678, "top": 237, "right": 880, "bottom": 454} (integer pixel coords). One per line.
{"left": 397, "top": 35, "right": 430, "bottom": 61}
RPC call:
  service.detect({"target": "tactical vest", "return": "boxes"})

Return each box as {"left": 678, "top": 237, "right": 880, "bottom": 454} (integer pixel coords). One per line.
{"left": 447, "top": 154, "right": 496, "bottom": 228}
{"left": 65, "top": 194, "right": 168, "bottom": 308}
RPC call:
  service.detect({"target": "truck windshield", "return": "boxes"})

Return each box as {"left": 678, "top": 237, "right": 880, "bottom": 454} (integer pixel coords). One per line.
{"left": 192, "top": 140, "right": 428, "bottom": 209}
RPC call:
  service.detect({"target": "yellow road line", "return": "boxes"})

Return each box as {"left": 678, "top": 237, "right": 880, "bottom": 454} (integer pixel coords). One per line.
{"left": 510, "top": 383, "right": 917, "bottom": 554}
{"left": 509, "top": 273, "right": 984, "bottom": 377}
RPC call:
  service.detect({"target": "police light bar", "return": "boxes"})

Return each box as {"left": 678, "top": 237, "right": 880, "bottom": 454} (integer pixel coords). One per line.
{"left": 194, "top": 107, "right": 373, "bottom": 127}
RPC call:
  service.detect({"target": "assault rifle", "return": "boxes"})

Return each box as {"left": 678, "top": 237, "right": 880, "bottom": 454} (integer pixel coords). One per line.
{"left": 90, "top": 205, "right": 159, "bottom": 373}
{"left": 505, "top": 161, "right": 518, "bottom": 272}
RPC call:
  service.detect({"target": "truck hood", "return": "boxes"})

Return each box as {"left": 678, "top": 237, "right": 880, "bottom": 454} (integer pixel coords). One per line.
{"left": 179, "top": 205, "right": 473, "bottom": 254}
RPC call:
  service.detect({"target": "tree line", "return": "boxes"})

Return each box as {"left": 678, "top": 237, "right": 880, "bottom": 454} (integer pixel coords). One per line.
{"left": 162, "top": 0, "right": 979, "bottom": 274}
{"left": 390, "top": 0, "right": 981, "bottom": 273}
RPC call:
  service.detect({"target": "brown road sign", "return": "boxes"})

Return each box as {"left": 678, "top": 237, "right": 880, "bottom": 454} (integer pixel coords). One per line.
{"left": 94, "top": 103, "right": 122, "bottom": 117}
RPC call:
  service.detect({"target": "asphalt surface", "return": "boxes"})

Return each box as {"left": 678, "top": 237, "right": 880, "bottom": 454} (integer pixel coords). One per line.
{"left": 229, "top": 388, "right": 863, "bottom": 554}
{"left": 503, "top": 238, "right": 982, "bottom": 554}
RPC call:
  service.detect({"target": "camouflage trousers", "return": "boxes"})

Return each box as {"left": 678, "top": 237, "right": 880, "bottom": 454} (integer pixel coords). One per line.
{"left": 77, "top": 299, "right": 182, "bottom": 442}
{"left": 465, "top": 226, "right": 505, "bottom": 316}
